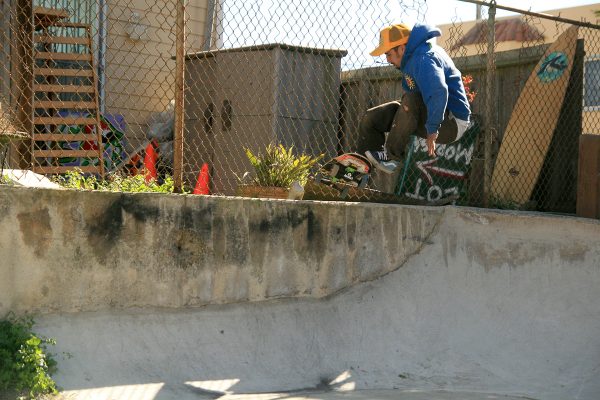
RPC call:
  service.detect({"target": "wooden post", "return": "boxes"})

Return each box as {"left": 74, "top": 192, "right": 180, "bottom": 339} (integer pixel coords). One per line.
{"left": 88, "top": 25, "right": 105, "bottom": 177}
{"left": 576, "top": 134, "right": 600, "bottom": 218}
{"left": 173, "top": 0, "right": 185, "bottom": 193}
{"left": 15, "top": 0, "right": 33, "bottom": 169}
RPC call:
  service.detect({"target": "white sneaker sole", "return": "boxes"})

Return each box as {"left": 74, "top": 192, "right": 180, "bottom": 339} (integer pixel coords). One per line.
{"left": 365, "top": 152, "right": 398, "bottom": 174}
{"left": 365, "top": 151, "right": 377, "bottom": 165}
{"left": 374, "top": 163, "right": 398, "bottom": 174}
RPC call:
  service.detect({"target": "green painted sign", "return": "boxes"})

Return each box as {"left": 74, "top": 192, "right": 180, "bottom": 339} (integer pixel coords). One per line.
{"left": 396, "top": 122, "right": 480, "bottom": 201}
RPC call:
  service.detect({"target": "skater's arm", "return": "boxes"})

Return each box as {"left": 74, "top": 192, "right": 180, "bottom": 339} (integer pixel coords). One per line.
{"left": 416, "top": 57, "right": 448, "bottom": 134}
{"left": 414, "top": 55, "right": 448, "bottom": 156}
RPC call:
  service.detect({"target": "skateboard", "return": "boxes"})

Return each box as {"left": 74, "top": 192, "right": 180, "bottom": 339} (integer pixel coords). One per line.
{"left": 307, "top": 150, "right": 460, "bottom": 206}
{"left": 312, "top": 153, "right": 372, "bottom": 199}
{"left": 304, "top": 179, "right": 458, "bottom": 205}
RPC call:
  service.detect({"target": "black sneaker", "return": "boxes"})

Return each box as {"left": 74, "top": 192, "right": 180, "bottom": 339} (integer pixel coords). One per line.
{"left": 365, "top": 150, "right": 401, "bottom": 174}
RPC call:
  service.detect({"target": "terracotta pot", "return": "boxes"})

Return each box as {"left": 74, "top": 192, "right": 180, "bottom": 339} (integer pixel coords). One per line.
{"left": 236, "top": 184, "right": 291, "bottom": 199}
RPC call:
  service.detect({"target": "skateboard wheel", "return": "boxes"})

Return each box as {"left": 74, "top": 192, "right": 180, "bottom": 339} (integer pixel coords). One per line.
{"left": 358, "top": 174, "right": 369, "bottom": 189}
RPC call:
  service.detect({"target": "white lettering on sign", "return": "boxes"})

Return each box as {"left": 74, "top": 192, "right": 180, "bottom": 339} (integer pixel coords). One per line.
{"left": 412, "top": 138, "right": 475, "bottom": 164}
{"left": 416, "top": 158, "right": 467, "bottom": 185}
{"left": 405, "top": 178, "right": 461, "bottom": 201}
{"left": 427, "top": 185, "right": 443, "bottom": 200}
{"left": 406, "top": 178, "right": 425, "bottom": 200}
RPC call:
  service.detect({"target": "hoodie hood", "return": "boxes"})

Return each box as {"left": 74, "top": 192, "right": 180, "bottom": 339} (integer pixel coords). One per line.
{"left": 401, "top": 23, "right": 441, "bottom": 68}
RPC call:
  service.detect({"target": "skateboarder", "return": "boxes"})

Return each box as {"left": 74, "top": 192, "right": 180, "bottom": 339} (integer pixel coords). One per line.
{"left": 358, "top": 23, "right": 472, "bottom": 173}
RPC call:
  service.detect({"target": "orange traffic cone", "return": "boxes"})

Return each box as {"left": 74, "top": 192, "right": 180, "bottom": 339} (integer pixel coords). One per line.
{"left": 144, "top": 141, "right": 158, "bottom": 183}
{"left": 193, "top": 163, "right": 210, "bottom": 195}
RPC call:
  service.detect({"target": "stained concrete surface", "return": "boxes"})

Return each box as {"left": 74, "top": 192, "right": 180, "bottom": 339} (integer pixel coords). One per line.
{"left": 53, "top": 388, "right": 533, "bottom": 400}
{"left": 1, "top": 186, "right": 598, "bottom": 400}
{"left": 35, "top": 206, "right": 600, "bottom": 400}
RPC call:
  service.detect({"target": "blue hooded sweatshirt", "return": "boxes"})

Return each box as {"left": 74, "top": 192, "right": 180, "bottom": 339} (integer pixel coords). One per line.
{"left": 400, "top": 23, "right": 471, "bottom": 135}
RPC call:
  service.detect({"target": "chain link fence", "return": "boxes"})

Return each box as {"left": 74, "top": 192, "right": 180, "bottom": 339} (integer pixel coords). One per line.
{"left": 1, "top": 0, "right": 599, "bottom": 214}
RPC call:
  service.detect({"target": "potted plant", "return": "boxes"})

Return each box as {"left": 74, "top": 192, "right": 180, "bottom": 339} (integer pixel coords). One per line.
{"left": 237, "top": 143, "right": 323, "bottom": 199}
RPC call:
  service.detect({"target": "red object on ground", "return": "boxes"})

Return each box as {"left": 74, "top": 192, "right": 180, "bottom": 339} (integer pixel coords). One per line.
{"left": 144, "top": 141, "right": 158, "bottom": 183}
{"left": 193, "top": 163, "right": 210, "bottom": 195}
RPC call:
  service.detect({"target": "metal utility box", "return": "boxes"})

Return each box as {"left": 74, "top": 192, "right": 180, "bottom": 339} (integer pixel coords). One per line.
{"left": 184, "top": 43, "right": 347, "bottom": 194}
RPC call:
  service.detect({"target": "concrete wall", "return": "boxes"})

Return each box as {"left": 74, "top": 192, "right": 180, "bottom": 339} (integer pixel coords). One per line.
{"left": 1, "top": 185, "right": 600, "bottom": 400}
{"left": 0, "top": 185, "right": 442, "bottom": 315}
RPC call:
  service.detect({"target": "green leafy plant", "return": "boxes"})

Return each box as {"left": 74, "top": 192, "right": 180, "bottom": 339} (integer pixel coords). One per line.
{"left": 243, "top": 144, "right": 323, "bottom": 188}
{"left": 0, "top": 314, "right": 57, "bottom": 399}
{"left": 100, "top": 174, "right": 177, "bottom": 193}
{"left": 52, "top": 168, "right": 182, "bottom": 193}
{"left": 53, "top": 169, "right": 98, "bottom": 190}
{"left": 0, "top": 174, "right": 14, "bottom": 185}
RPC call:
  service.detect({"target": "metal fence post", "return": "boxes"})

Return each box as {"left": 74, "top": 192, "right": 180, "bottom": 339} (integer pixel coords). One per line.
{"left": 173, "top": 0, "right": 185, "bottom": 193}
{"left": 484, "top": 1, "right": 496, "bottom": 207}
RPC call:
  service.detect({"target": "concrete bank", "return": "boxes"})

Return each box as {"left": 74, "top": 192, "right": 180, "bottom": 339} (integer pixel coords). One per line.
{"left": 0, "top": 185, "right": 599, "bottom": 400}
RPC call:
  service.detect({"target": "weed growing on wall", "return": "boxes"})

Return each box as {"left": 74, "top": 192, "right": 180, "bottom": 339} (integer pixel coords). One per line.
{"left": 0, "top": 174, "right": 14, "bottom": 185}
{"left": 53, "top": 168, "right": 182, "bottom": 193}
{"left": 0, "top": 314, "right": 57, "bottom": 399}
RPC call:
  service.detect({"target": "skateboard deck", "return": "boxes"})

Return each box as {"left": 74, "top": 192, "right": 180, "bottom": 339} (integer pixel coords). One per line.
{"left": 491, "top": 25, "right": 579, "bottom": 205}
{"left": 304, "top": 179, "right": 457, "bottom": 205}
{"left": 312, "top": 153, "right": 372, "bottom": 198}
{"left": 306, "top": 152, "right": 458, "bottom": 206}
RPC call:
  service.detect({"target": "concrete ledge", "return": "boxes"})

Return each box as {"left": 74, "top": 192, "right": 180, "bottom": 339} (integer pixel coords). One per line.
{"left": 0, "top": 186, "right": 444, "bottom": 314}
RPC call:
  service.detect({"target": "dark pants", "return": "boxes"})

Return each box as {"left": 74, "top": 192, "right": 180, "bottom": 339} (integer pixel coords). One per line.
{"left": 356, "top": 92, "right": 458, "bottom": 160}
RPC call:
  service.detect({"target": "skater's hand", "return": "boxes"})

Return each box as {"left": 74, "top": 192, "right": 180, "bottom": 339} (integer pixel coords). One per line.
{"left": 426, "top": 132, "right": 439, "bottom": 157}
